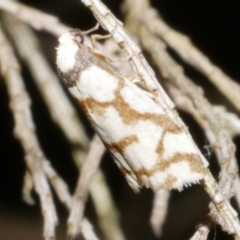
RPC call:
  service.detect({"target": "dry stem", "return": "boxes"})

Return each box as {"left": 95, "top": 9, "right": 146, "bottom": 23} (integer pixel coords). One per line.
{"left": 68, "top": 135, "right": 105, "bottom": 237}
{"left": 143, "top": 4, "right": 240, "bottom": 112}
{"left": 1, "top": 11, "right": 125, "bottom": 240}
{"left": 0, "top": 25, "right": 57, "bottom": 240}
{"left": 150, "top": 189, "right": 170, "bottom": 236}
{"left": 0, "top": 0, "right": 69, "bottom": 36}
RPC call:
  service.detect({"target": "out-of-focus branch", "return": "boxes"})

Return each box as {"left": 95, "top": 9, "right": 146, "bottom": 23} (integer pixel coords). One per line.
{"left": 150, "top": 189, "right": 170, "bottom": 236}
{"left": 166, "top": 82, "right": 240, "bottom": 231}
{"left": 189, "top": 217, "right": 212, "bottom": 240}
{"left": 2, "top": 13, "right": 89, "bottom": 162}
{"left": 0, "top": 0, "right": 69, "bottom": 36}
{"left": 137, "top": 0, "right": 240, "bottom": 112}
{"left": 68, "top": 134, "right": 125, "bottom": 240}
{"left": 68, "top": 135, "right": 105, "bottom": 237}
{"left": 144, "top": 21, "right": 238, "bottom": 238}
{"left": 22, "top": 170, "right": 35, "bottom": 205}
{"left": 140, "top": 19, "right": 237, "bottom": 200}
{"left": 1, "top": 12, "right": 126, "bottom": 240}
{"left": 80, "top": 0, "right": 240, "bottom": 237}
{"left": 68, "top": 133, "right": 125, "bottom": 240}
{"left": 122, "top": 0, "right": 240, "bottom": 237}
{"left": 0, "top": 25, "right": 57, "bottom": 240}
{"left": 0, "top": 24, "right": 99, "bottom": 238}
{"left": 213, "top": 107, "right": 240, "bottom": 138}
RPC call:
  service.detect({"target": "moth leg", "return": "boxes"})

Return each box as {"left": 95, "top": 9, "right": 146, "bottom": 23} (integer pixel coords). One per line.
{"left": 82, "top": 25, "right": 131, "bottom": 62}
{"left": 91, "top": 33, "right": 112, "bottom": 49}
{"left": 92, "top": 46, "right": 134, "bottom": 64}
{"left": 90, "top": 24, "right": 118, "bottom": 48}
{"left": 91, "top": 26, "right": 133, "bottom": 63}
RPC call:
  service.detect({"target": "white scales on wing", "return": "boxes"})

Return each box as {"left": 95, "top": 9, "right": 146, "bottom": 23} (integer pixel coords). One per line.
{"left": 56, "top": 29, "right": 208, "bottom": 192}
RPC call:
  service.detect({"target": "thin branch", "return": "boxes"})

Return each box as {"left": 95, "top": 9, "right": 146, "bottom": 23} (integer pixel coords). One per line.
{"left": 150, "top": 189, "right": 170, "bottom": 236}
{"left": 122, "top": 0, "right": 240, "bottom": 238}
{"left": 41, "top": 159, "right": 101, "bottom": 240}
{"left": 139, "top": 0, "right": 240, "bottom": 112}
{"left": 2, "top": 12, "right": 125, "bottom": 240}
{"left": 89, "top": 171, "right": 125, "bottom": 240}
{"left": 0, "top": 26, "right": 57, "bottom": 240}
{"left": 213, "top": 107, "right": 240, "bottom": 138}
{"left": 22, "top": 170, "right": 35, "bottom": 205}
{"left": 2, "top": 13, "right": 89, "bottom": 159}
{"left": 140, "top": 22, "right": 239, "bottom": 238}
{"left": 68, "top": 135, "right": 105, "bottom": 237}
{"left": 0, "top": 16, "right": 100, "bottom": 240}
{"left": 81, "top": 219, "right": 100, "bottom": 240}
{"left": 140, "top": 26, "right": 237, "bottom": 199}
{"left": 189, "top": 217, "right": 211, "bottom": 240}
{"left": 80, "top": 0, "right": 176, "bottom": 113}
{"left": 0, "top": 0, "right": 69, "bottom": 36}
{"left": 167, "top": 82, "right": 240, "bottom": 225}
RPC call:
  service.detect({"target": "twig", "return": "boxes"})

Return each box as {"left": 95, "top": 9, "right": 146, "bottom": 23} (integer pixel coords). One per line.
{"left": 138, "top": 0, "right": 240, "bottom": 112}
{"left": 82, "top": 0, "right": 240, "bottom": 239}
{"left": 234, "top": 179, "right": 240, "bottom": 211}
{"left": 189, "top": 217, "right": 212, "bottom": 240}
{"left": 123, "top": 2, "right": 238, "bottom": 200}
{"left": 82, "top": 219, "right": 100, "bottom": 240}
{"left": 0, "top": 15, "right": 100, "bottom": 240}
{"left": 150, "top": 189, "right": 170, "bottom": 236}
{"left": 22, "top": 170, "right": 35, "bottom": 205}
{"left": 139, "top": 26, "right": 237, "bottom": 199}
{"left": 189, "top": 225, "right": 209, "bottom": 240}
{"left": 80, "top": 0, "right": 176, "bottom": 113}
{"left": 2, "top": 13, "right": 89, "bottom": 159}
{"left": 41, "top": 159, "right": 101, "bottom": 240}
{"left": 68, "top": 135, "right": 105, "bottom": 237}
{"left": 41, "top": 158, "right": 102, "bottom": 240}
{"left": 213, "top": 106, "right": 240, "bottom": 138}
{"left": 0, "top": 25, "right": 57, "bottom": 240}
{"left": 89, "top": 170, "right": 125, "bottom": 240}
{"left": 2, "top": 12, "right": 125, "bottom": 240}
{"left": 0, "top": 0, "right": 69, "bottom": 36}
{"left": 167, "top": 82, "right": 240, "bottom": 222}
{"left": 67, "top": 134, "right": 126, "bottom": 240}
{"left": 139, "top": 23, "right": 239, "bottom": 238}
{"left": 79, "top": 0, "right": 210, "bottom": 184}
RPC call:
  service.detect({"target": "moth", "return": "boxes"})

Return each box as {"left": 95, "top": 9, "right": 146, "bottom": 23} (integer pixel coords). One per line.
{"left": 56, "top": 28, "right": 208, "bottom": 192}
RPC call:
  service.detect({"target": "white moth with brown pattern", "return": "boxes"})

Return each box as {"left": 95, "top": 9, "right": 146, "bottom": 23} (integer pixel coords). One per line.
{"left": 56, "top": 29, "right": 208, "bottom": 192}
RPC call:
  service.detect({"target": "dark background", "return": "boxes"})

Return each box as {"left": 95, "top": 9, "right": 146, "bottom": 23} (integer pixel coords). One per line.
{"left": 0, "top": 0, "right": 240, "bottom": 239}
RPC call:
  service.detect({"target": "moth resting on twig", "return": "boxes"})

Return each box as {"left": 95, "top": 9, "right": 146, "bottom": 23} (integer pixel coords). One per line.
{"left": 56, "top": 28, "right": 208, "bottom": 192}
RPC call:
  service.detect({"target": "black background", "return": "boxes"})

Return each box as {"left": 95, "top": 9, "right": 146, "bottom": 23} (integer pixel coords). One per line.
{"left": 0, "top": 0, "right": 240, "bottom": 239}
